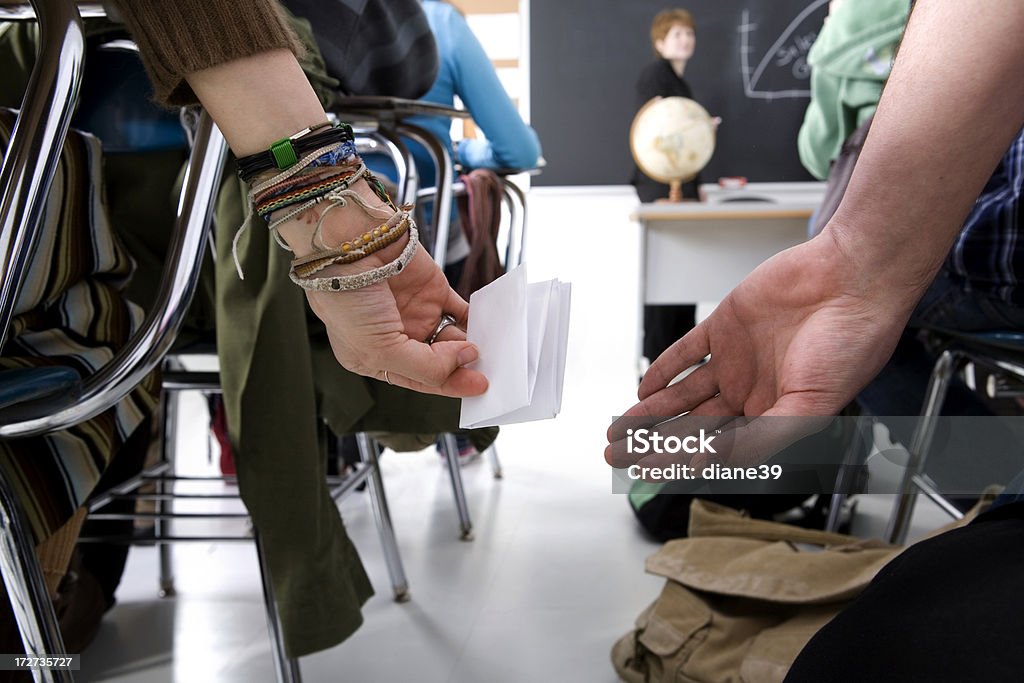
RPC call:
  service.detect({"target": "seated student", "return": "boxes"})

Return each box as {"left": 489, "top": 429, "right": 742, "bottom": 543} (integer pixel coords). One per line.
{"left": 1, "top": 0, "right": 488, "bottom": 662}
{"left": 797, "top": 0, "right": 911, "bottom": 184}
{"left": 358, "top": 0, "right": 541, "bottom": 464}
{"left": 856, "top": 126, "right": 1024, "bottom": 437}
{"left": 610, "top": 1, "right": 1024, "bottom": 679}
{"left": 366, "top": 0, "right": 541, "bottom": 278}
{"left": 798, "top": 0, "right": 1024, "bottom": 424}
{"left": 612, "top": 2, "right": 1024, "bottom": 679}
{"left": 798, "top": 0, "right": 1017, "bottom": 511}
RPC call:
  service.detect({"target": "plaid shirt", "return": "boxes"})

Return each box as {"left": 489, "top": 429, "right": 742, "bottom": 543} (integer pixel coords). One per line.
{"left": 947, "top": 128, "right": 1024, "bottom": 305}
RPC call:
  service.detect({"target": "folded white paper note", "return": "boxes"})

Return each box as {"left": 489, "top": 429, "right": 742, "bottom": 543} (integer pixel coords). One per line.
{"left": 460, "top": 265, "right": 572, "bottom": 428}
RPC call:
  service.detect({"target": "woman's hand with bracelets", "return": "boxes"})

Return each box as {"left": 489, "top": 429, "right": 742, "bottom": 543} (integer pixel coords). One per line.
{"left": 184, "top": 53, "right": 489, "bottom": 399}
{"left": 273, "top": 168, "right": 488, "bottom": 398}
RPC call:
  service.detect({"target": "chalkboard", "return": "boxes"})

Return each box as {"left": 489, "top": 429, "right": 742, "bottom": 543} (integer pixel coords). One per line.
{"left": 530, "top": 0, "right": 829, "bottom": 186}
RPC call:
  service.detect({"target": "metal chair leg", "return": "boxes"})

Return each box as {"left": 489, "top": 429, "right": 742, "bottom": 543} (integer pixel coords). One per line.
{"left": 396, "top": 122, "right": 453, "bottom": 267}
{"left": 439, "top": 433, "right": 473, "bottom": 540}
{"left": 886, "top": 350, "right": 962, "bottom": 544}
{"left": 156, "top": 388, "right": 176, "bottom": 597}
{"left": 500, "top": 178, "right": 528, "bottom": 269}
{"left": 355, "top": 434, "right": 410, "bottom": 601}
{"left": 255, "top": 534, "right": 302, "bottom": 683}
{"left": 485, "top": 444, "right": 503, "bottom": 480}
{"left": 0, "top": 472, "right": 73, "bottom": 683}
{"left": 825, "top": 416, "right": 872, "bottom": 533}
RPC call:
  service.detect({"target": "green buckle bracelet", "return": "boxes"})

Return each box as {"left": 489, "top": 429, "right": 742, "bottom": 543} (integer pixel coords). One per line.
{"left": 236, "top": 123, "right": 355, "bottom": 182}
{"left": 270, "top": 137, "right": 300, "bottom": 169}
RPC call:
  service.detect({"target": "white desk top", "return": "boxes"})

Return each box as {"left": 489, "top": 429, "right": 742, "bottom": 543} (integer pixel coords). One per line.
{"left": 636, "top": 181, "right": 822, "bottom": 304}
{"left": 700, "top": 181, "right": 826, "bottom": 205}
{"left": 633, "top": 181, "right": 825, "bottom": 222}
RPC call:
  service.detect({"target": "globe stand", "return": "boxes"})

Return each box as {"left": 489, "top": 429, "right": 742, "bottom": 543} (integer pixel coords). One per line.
{"left": 668, "top": 180, "right": 683, "bottom": 203}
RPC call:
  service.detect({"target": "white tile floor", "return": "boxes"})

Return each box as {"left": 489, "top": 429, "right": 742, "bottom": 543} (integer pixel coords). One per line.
{"left": 74, "top": 187, "right": 951, "bottom": 682}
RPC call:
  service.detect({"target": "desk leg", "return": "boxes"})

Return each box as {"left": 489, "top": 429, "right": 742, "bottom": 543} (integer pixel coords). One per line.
{"left": 637, "top": 219, "right": 647, "bottom": 382}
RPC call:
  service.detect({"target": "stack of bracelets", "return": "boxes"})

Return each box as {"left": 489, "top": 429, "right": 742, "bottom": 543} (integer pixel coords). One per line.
{"left": 233, "top": 122, "right": 419, "bottom": 292}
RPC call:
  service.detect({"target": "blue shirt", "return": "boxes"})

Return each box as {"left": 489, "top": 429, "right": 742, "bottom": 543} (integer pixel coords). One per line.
{"left": 411, "top": 0, "right": 540, "bottom": 181}
{"left": 366, "top": 1, "right": 541, "bottom": 264}
{"left": 947, "top": 128, "right": 1024, "bottom": 305}
{"left": 368, "top": 0, "right": 541, "bottom": 188}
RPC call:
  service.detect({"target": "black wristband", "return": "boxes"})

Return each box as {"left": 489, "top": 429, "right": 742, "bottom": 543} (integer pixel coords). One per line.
{"left": 237, "top": 123, "right": 355, "bottom": 182}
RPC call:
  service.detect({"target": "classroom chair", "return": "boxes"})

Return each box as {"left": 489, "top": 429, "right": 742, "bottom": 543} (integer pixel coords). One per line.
{"left": 0, "top": 3, "right": 406, "bottom": 682}
{"left": 885, "top": 329, "right": 1024, "bottom": 544}
{"left": 0, "top": 1, "right": 211, "bottom": 679}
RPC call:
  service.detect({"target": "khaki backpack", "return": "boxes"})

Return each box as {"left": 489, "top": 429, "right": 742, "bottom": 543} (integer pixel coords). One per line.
{"left": 612, "top": 497, "right": 992, "bottom": 683}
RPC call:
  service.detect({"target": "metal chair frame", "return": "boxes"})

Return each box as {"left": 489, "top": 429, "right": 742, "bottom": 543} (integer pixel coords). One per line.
{"left": 885, "top": 338, "right": 1024, "bottom": 544}
{"left": 824, "top": 336, "right": 1024, "bottom": 541}
{"left": 0, "top": 3, "right": 400, "bottom": 681}
{"left": 0, "top": 6, "right": 530, "bottom": 678}
{"left": 0, "top": 2, "right": 209, "bottom": 680}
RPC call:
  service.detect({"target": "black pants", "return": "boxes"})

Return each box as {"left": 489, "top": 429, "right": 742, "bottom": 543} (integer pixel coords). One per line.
{"left": 784, "top": 502, "right": 1024, "bottom": 683}
{"left": 643, "top": 304, "right": 696, "bottom": 361}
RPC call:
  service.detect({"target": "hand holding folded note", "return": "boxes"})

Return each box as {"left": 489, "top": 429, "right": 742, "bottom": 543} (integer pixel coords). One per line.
{"left": 459, "top": 265, "right": 571, "bottom": 428}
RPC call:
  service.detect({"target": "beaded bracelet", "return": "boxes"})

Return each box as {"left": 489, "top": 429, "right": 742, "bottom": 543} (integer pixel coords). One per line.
{"left": 290, "top": 210, "right": 412, "bottom": 279}
{"left": 256, "top": 168, "right": 363, "bottom": 218}
{"left": 290, "top": 225, "right": 420, "bottom": 292}
{"left": 235, "top": 135, "right": 419, "bottom": 292}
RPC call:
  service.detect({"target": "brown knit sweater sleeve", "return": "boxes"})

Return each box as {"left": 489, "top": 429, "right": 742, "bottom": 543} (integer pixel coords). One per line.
{"left": 106, "top": 0, "right": 304, "bottom": 106}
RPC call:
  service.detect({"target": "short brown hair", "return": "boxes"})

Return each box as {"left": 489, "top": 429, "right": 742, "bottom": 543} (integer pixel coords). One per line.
{"left": 650, "top": 9, "right": 695, "bottom": 49}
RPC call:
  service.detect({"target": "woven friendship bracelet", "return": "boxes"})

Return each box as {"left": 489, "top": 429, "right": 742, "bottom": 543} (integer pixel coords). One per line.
{"left": 234, "top": 142, "right": 359, "bottom": 279}
{"left": 255, "top": 165, "right": 356, "bottom": 204}
{"left": 255, "top": 170, "right": 362, "bottom": 218}
{"left": 308, "top": 139, "right": 358, "bottom": 171}
{"left": 234, "top": 137, "right": 406, "bottom": 287}
{"left": 289, "top": 225, "right": 420, "bottom": 292}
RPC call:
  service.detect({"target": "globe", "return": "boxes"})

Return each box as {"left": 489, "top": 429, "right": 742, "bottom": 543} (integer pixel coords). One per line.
{"left": 630, "top": 96, "right": 716, "bottom": 201}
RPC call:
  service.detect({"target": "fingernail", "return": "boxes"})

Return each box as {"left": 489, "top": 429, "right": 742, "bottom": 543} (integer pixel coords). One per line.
{"left": 457, "top": 346, "right": 478, "bottom": 366}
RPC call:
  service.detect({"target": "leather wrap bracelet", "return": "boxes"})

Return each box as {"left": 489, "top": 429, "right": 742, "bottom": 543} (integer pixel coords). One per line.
{"left": 237, "top": 123, "right": 355, "bottom": 182}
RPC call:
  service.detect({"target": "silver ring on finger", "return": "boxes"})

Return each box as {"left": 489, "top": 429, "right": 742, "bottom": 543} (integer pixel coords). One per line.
{"left": 383, "top": 370, "right": 393, "bottom": 385}
{"left": 427, "top": 313, "right": 458, "bottom": 345}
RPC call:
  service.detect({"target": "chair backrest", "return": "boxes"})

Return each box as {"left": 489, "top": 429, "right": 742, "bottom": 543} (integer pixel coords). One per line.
{"left": 280, "top": 0, "right": 439, "bottom": 99}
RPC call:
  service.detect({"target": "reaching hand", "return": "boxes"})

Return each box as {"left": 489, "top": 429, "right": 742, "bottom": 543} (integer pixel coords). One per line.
{"left": 607, "top": 234, "right": 918, "bottom": 468}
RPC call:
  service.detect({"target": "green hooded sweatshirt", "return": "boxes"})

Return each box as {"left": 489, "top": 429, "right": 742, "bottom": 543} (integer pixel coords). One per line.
{"left": 798, "top": 0, "right": 911, "bottom": 180}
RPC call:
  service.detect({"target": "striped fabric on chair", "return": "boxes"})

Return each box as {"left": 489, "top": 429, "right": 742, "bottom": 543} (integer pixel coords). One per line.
{"left": 0, "top": 109, "right": 159, "bottom": 544}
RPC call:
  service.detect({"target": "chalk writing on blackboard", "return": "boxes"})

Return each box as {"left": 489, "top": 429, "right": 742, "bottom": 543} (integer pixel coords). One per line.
{"left": 740, "top": 0, "right": 828, "bottom": 100}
